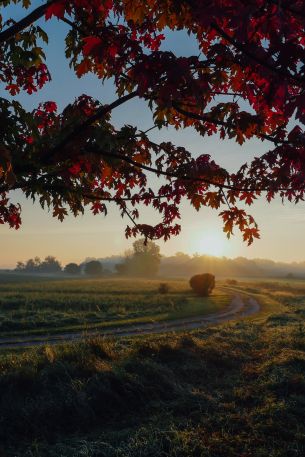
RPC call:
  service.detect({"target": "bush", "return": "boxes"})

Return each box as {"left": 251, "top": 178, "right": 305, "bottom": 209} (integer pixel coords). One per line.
{"left": 226, "top": 279, "right": 238, "bottom": 285}
{"left": 158, "top": 283, "right": 170, "bottom": 294}
{"left": 189, "top": 274, "right": 215, "bottom": 296}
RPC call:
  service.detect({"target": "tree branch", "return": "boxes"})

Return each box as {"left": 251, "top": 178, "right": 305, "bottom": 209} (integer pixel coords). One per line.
{"left": 1, "top": 178, "right": 172, "bottom": 202}
{"left": 87, "top": 147, "right": 252, "bottom": 192}
{"left": 88, "top": 146, "right": 305, "bottom": 194}
{"left": 211, "top": 22, "right": 305, "bottom": 88}
{"left": 43, "top": 90, "right": 139, "bottom": 163}
{"left": 172, "top": 101, "right": 290, "bottom": 145}
{"left": 268, "top": 0, "right": 305, "bottom": 20}
{"left": 2, "top": 147, "right": 303, "bottom": 197}
{"left": 0, "top": 1, "right": 56, "bottom": 45}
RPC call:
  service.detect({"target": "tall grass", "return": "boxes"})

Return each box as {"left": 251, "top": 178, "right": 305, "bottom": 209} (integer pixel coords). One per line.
{"left": 1, "top": 280, "right": 305, "bottom": 456}
{"left": 0, "top": 276, "right": 229, "bottom": 336}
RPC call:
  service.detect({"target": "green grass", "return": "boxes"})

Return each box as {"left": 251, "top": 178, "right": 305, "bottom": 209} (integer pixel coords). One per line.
{"left": 1, "top": 280, "right": 305, "bottom": 456}
{"left": 0, "top": 276, "right": 229, "bottom": 337}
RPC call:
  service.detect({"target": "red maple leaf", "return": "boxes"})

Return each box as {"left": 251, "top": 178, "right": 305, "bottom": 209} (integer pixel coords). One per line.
{"left": 83, "top": 37, "right": 103, "bottom": 56}
{"left": 68, "top": 163, "right": 82, "bottom": 176}
{"left": 45, "top": 2, "right": 66, "bottom": 20}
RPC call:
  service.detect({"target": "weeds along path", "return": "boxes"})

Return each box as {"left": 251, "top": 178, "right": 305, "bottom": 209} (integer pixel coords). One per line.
{"left": 0, "top": 294, "right": 260, "bottom": 349}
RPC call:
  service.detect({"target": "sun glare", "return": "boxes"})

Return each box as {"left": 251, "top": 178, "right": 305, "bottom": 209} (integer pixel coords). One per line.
{"left": 195, "top": 232, "right": 226, "bottom": 257}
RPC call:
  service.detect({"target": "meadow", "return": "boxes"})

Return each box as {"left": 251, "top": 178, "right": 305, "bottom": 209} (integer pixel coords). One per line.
{"left": 1, "top": 279, "right": 305, "bottom": 456}
{"left": 0, "top": 275, "right": 229, "bottom": 337}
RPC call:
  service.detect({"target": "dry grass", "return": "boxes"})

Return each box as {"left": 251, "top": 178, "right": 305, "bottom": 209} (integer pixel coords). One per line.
{"left": 0, "top": 280, "right": 305, "bottom": 456}
{"left": 0, "top": 275, "right": 229, "bottom": 336}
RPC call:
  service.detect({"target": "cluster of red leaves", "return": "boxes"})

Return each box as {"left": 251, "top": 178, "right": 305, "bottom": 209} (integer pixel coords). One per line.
{"left": 1, "top": 0, "right": 305, "bottom": 243}
{"left": 0, "top": 195, "right": 21, "bottom": 229}
{"left": 1, "top": 62, "right": 50, "bottom": 95}
{"left": 0, "top": 18, "right": 51, "bottom": 95}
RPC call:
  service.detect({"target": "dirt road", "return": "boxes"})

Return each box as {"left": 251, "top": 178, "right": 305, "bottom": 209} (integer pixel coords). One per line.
{"left": 0, "top": 295, "right": 260, "bottom": 349}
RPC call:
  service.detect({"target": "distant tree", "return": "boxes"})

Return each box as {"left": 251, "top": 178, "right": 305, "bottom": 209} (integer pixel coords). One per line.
{"left": 286, "top": 272, "right": 295, "bottom": 279}
{"left": 174, "top": 252, "right": 191, "bottom": 261}
{"left": 16, "top": 256, "right": 61, "bottom": 273}
{"left": 64, "top": 263, "right": 81, "bottom": 275}
{"left": 226, "top": 279, "right": 238, "bottom": 285}
{"left": 15, "top": 258, "right": 37, "bottom": 272}
{"left": 34, "top": 257, "right": 41, "bottom": 268}
{"left": 39, "top": 256, "right": 62, "bottom": 273}
{"left": 158, "top": 283, "right": 170, "bottom": 294}
{"left": 84, "top": 260, "right": 103, "bottom": 276}
{"left": 15, "top": 261, "right": 25, "bottom": 272}
{"left": 115, "top": 262, "right": 128, "bottom": 275}
{"left": 24, "top": 258, "right": 38, "bottom": 273}
{"left": 190, "top": 274, "right": 215, "bottom": 296}
{"left": 116, "top": 239, "right": 161, "bottom": 277}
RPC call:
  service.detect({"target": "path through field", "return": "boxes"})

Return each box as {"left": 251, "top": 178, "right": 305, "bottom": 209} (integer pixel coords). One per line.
{"left": 0, "top": 294, "right": 260, "bottom": 349}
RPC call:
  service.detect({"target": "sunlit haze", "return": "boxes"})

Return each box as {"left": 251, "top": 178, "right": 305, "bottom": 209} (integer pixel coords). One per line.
{"left": 194, "top": 232, "right": 227, "bottom": 257}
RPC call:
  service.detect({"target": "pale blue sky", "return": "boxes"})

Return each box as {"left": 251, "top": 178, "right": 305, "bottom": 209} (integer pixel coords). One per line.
{"left": 1, "top": 2, "right": 305, "bottom": 267}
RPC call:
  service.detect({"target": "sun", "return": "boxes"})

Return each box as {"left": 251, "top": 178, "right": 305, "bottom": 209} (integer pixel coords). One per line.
{"left": 195, "top": 232, "right": 226, "bottom": 257}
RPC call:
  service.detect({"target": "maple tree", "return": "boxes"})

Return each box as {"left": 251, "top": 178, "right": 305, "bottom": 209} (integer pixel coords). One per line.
{"left": 1, "top": 0, "right": 305, "bottom": 244}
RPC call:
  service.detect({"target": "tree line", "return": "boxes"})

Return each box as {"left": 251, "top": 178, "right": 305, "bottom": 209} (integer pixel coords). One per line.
{"left": 15, "top": 240, "right": 162, "bottom": 277}
{"left": 15, "top": 242, "right": 305, "bottom": 279}
{"left": 16, "top": 256, "right": 105, "bottom": 276}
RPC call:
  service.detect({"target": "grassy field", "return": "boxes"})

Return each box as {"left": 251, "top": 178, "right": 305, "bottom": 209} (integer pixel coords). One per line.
{"left": 0, "top": 279, "right": 305, "bottom": 455}
{"left": 0, "top": 275, "right": 230, "bottom": 337}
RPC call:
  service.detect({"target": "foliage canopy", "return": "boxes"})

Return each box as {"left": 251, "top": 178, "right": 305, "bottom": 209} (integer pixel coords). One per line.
{"left": 1, "top": 0, "right": 305, "bottom": 244}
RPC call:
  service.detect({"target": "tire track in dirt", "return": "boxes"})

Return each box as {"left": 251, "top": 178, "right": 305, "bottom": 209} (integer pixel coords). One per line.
{"left": 0, "top": 295, "right": 260, "bottom": 349}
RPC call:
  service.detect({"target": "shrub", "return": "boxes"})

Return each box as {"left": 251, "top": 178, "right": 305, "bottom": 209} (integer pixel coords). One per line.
{"left": 189, "top": 273, "right": 215, "bottom": 296}
{"left": 226, "top": 279, "right": 238, "bottom": 285}
{"left": 158, "top": 283, "right": 170, "bottom": 294}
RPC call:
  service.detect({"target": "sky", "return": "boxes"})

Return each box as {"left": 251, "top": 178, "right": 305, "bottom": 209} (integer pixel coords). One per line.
{"left": 1, "top": 1, "right": 305, "bottom": 268}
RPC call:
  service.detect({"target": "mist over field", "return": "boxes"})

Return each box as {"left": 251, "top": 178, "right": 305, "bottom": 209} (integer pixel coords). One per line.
{"left": 103, "top": 253, "right": 305, "bottom": 279}
{"left": 6, "top": 250, "right": 305, "bottom": 279}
